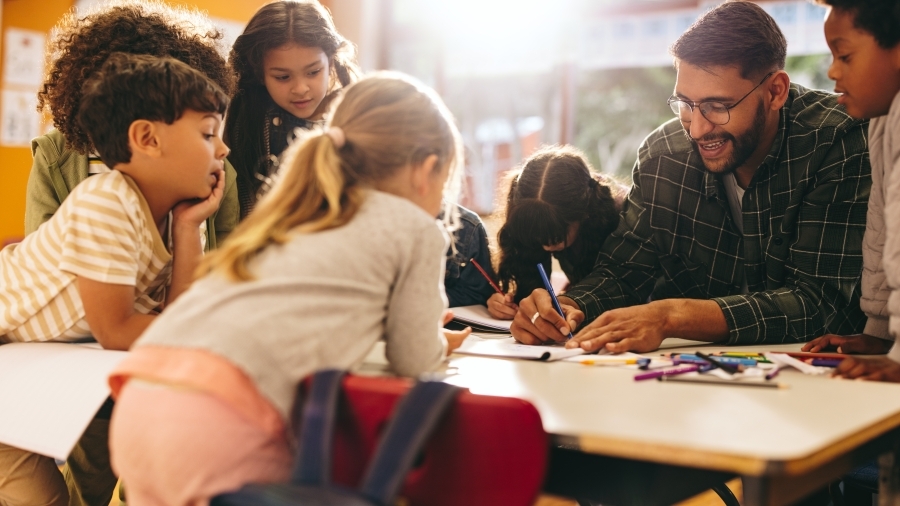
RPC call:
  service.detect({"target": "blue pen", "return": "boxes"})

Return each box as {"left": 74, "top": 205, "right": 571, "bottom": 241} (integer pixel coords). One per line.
{"left": 537, "top": 263, "right": 574, "bottom": 340}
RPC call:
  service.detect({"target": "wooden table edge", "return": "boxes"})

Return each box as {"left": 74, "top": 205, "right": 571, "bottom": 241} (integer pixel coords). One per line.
{"left": 566, "top": 410, "right": 900, "bottom": 477}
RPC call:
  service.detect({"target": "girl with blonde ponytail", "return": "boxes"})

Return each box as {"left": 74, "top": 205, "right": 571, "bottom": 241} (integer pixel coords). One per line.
{"left": 106, "top": 73, "right": 469, "bottom": 505}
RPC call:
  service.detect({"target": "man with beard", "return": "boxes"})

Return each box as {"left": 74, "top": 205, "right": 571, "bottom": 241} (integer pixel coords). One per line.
{"left": 511, "top": 0, "right": 871, "bottom": 352}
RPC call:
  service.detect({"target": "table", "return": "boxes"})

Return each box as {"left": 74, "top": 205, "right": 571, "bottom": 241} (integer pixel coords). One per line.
{"left": 360, "top": 338, "right": 900, "bottom": 505}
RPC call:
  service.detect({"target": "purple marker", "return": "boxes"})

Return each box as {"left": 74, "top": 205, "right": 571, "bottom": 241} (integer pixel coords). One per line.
{"left": 634, "top": 364, "right": 699, "bottom": 381}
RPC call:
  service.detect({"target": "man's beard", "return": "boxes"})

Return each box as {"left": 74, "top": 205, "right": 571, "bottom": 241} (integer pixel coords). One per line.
{"left": 686, "top": 99, "right": 766, "bottom": 175}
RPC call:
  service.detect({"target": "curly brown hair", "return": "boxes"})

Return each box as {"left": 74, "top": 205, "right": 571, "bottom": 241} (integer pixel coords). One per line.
{"left": 38, "top": 0, "right": 235, "bottom": 155}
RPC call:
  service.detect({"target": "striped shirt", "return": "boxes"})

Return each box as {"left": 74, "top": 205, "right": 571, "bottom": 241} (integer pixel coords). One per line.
{"left": 0, "top": 170, "right": 172, "bottom": 342}
{"left": 565, "top": 84, "right": 871, "bottom": 344}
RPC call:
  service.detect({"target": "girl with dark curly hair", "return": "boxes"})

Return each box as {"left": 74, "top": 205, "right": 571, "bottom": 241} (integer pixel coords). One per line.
{"left": 488, "top": 145, "right": 626, "bottom": 319}
{"left": 224, "top": 0, "right": 360, "bottom": 217}
{"left": 25, "top": 0, "right": 239, "bottom": 251}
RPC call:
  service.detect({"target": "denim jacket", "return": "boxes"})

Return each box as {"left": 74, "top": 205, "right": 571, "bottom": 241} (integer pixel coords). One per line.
{"left": 445, "top": 205, "right": 496, "bottom": 307}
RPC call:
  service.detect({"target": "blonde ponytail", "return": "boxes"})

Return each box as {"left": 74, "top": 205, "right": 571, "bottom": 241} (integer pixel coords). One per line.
{"left": 200, "top": 131, "right": 362, "bottom": 280}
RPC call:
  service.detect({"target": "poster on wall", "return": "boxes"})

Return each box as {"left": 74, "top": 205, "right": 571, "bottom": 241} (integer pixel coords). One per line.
{"left": 1, "top": 89, "right": 40, "bottom": 147}
{"left": 3, "top": 28, "right": 45, "bottom": 87}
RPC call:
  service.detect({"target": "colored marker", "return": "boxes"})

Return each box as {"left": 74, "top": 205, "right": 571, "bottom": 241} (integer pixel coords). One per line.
{"left": 717, "top": 352, "right": 772, "bottom": 363}
{"left": 806, "top": 358, "right": 843, "bottom": 368}
{"left": 537, "top": 263, "right": 574, "bottom": 340}
{"left": 765, "top": 366, "right": 781, "bottom": 380}
{"left": 696, "top": 350, "right": 742, "bottom": 374}
{"left": 673, "top": 354, "right": 757, "bottom": 367}
{"left": 634, "top": 364, "right": 700, "bottom": 381}
{"left": 580, "top": 358, "right": 639, "bottom": 366}
{"left": 470, "top": 258, "right": 503, "bottom": 296}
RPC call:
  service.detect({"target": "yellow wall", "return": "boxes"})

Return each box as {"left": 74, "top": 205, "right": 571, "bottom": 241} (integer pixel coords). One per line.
{"left": 0, "top": 0, "right": 72, "bottom": 243}
{"left": 169, "top": 0, "right": 270, "bottom": 22}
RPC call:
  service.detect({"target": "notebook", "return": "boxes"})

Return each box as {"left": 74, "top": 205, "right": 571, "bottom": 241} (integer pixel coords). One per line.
{"left": 453, "top": 335, "right": 586, "bottom": 361}
{"left": 450, "top": 305, "right": 512, "bottom": 333}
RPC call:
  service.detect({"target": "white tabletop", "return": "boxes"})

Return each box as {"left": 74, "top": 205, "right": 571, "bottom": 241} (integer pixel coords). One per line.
{"left": 361, "top": 338, "right": 900, "bottom": 476}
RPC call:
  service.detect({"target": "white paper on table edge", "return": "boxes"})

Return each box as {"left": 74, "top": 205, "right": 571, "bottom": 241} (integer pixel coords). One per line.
{"left": 0, "top": 343, "right": 128, "bottom": 460}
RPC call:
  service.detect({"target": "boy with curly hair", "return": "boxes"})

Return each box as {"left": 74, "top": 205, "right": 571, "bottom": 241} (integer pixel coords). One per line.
{"left": 27, "top": 0, "right": 238, "bottom": 249}
{"left": 0, "top": 53, "right": 229, "bottom": 505}
{"left": 802, "top": 0, "right": 900, "bottom": 380}
{"left": 15, "top": 4, "right": 238, "bottom": 504}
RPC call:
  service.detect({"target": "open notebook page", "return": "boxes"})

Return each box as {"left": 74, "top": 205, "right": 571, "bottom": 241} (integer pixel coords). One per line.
{"left": 454, "top": 335, "right": 589, "bottom": 361}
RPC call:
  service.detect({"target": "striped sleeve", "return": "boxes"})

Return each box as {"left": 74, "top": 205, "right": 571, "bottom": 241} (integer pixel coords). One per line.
{"left": 58, "top": 175, "right": 142, "bottom": 286}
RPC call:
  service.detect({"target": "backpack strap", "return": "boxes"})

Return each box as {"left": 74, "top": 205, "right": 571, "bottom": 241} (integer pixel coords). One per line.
{"left": 291, "top": 369, "right": 346, "bottom": 486}
{"left": 359, "top": 381, "right": 460, "bottom": 505}
{"left": 32, "top": 133, "right": 71, "bottom": 203}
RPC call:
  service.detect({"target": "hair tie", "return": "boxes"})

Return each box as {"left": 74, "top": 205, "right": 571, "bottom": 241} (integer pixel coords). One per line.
{"left": 588, "top": 177, "right": 599, "bottom": 189}
{"left": 326, "top": 126, "right": 346, "bottom": 148}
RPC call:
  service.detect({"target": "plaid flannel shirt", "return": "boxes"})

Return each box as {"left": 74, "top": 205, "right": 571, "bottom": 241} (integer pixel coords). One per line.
{"left": 565, "top": 84, "right": 871, "bottom": 344}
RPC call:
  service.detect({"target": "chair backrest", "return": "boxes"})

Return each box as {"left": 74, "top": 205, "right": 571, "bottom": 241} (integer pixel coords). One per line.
{"left": 329, "top": 375, "right": 548, "bottom": 506}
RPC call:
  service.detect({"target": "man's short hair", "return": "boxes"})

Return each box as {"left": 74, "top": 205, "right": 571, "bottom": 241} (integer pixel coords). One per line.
{"left": 669, "top": 1, "right": 787, "bottom": 80}
{"left": 77, "top": 52, "right": 229, "bottom": 167}
{"left": 815, "top": 0, "right": 900, "bottom": 49}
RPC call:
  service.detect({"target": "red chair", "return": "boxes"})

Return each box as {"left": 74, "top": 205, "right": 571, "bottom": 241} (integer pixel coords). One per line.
{"left": 322, "top": 374, "right": 548, "bottom": 506}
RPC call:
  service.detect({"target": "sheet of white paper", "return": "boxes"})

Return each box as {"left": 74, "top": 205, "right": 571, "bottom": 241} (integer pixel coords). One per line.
{"left": 0, "top": 343, "right": 128, "bottom": 460}
{"left": 454, "top": 335, "right": 585, "bottom": 361}
{"left": 3, "top": 28, "right": 45, "bottom": 87}
{"left": 1, "top": 89, "right": 40, "bottom": 147}
{"left": 451, "top": 305, "right": 512, "bottom": 332}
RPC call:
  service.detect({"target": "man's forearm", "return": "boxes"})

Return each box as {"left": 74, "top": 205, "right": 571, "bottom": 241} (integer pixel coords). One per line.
{"left": 656, "top": 298, "right": 729, "bottom": 342}
{"left": 561, "top": 295, "right": 730, "bottom": 342}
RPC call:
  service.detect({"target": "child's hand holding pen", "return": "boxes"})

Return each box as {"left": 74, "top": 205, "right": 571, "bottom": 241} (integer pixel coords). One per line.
{"left": 469, "top": 258, "right": 517, "bottom": 319}
{"left": 487, "top": 292, "right": 518, "bottom": 320}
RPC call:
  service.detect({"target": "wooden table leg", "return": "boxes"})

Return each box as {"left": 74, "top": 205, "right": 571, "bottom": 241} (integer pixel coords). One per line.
{"left": 879, "top": 450, "right": 900, "bottom": 506}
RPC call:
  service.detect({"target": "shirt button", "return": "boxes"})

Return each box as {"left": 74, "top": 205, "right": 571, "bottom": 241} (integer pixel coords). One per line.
{"left": 773, "top": 237, "right": 783, "bottom": 246}
{"left": 273, "top": 117, "right": 282, "bottom": 126}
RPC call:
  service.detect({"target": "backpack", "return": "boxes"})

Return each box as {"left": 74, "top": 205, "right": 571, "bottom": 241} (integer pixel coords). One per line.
{"left": 212, "top": 370, "right": 460, "bottom": 506}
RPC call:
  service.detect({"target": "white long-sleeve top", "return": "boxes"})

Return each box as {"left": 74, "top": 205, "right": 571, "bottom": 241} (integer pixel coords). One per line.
{"left": 871, "top": 92, "right": 900, "bottom": 362}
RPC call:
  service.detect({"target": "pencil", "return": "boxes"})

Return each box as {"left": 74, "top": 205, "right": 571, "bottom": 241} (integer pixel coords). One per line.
{"left": 470, "top": 258, "right": 503, "bottom": 295}
{"left": 580, "top": 358, "right": 639, "bottom": 365}
{"left": 659, "top": 376, "right": 787, "bottom": 389}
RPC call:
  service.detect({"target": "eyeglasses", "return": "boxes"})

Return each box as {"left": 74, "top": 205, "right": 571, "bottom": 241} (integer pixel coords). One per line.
{"left": 667, "top": 71, "right": 775, "bottom": 126}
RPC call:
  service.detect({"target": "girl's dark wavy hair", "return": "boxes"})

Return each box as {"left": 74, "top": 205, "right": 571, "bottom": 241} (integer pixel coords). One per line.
{"left": 223, "top": 0, "right": 361, "bottom": 203}
{"left": 38, "top": 0, "right": 234, "bottom": 155}
{"left": 496, "top": 145, "right": 624, "bottom": 297}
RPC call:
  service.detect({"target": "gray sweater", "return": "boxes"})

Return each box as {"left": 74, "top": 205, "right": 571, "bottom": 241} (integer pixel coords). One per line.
{"left": 134, "top": 190, "right": 449, "bottom": 418}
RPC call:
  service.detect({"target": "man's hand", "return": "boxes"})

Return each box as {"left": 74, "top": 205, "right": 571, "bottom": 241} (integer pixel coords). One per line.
{"left": 172, "top": 168, "right": 225, "bottom": 229}
{"left": 565, "top": 301, "right": 670, "bottom": 353}
{"left": 802, "top": 334, "right": 891, "bottom": 354}
{"left": 487, "top": 292, "right": 517, "bottom": 320}
{"left": 562, "top": 298, "right": 727, "bottom": 353}
{"left": 833, "top": 356, "right": 900, "bottom": 382}
{"left": 510, "top": 289, "right": 583, "bottom": 345}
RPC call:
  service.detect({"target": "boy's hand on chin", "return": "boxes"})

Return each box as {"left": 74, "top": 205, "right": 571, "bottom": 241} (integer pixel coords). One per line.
{"left": 173, "top": 168, "right": 225, "bottom": 228}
